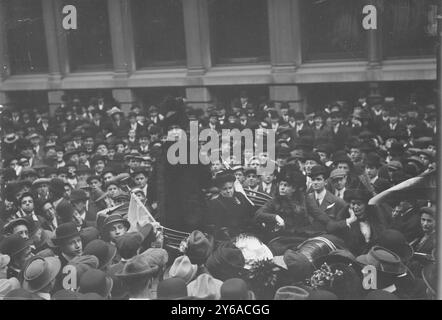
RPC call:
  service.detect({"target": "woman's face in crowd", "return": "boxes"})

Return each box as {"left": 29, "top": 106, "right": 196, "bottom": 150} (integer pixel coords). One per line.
{"left": 109, "top": 222, "right": 128, "bottom": 241}
{"left": 219, "top": 182, "right": 234, "bottom": 198}
{"left": 20, "top": 196, "right": 34, "bottom": 213}
{"left": 279, "top": 181, "right": 294, "bottom": 197}
{"left": 350, "top": 200, "right": 366, "bottom": 219}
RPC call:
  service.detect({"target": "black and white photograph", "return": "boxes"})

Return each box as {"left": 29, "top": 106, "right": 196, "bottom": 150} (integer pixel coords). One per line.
{"left": 0, "top": 0, "right": 440, "bottom": 303}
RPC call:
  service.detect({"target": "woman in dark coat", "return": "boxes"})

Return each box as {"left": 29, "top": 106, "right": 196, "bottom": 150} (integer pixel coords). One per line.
{"left": 205, "top": 172, "right": 255, "bottom": 240}
{"left": 254, "top": 166, "right": 318, "bottom": 238}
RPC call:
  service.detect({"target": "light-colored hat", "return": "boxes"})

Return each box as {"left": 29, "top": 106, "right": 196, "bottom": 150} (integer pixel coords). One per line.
{"left": 329, "top": 168, "right": 347, "bottom": 180}
{"left": 0, "top": 278, "right": 21, "bottom": 299}
{"left": 187, "top": 273, "right": 223, "bottom": 300}
{"left": 22, "top": 256, "right": 62, "bottom": 293}
{"left": 164, "top": 255, "right": 198, "bottom": 284}
{"left": 274, "top": 286, "right": 310, "bottom": 300}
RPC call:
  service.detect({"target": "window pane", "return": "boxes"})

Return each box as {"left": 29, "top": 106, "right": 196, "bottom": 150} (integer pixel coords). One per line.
{"left": 209, "top": 0, "right": 270, "bottom": 64}
{"left": 5, "top": 0, "right": 48, "bottom": 74}
{"left": 382, "top": 0, "right": 438, "bottom": 58}
{"left": 64, "top": 0, "right": 113, "bottom": 71}
{"left": 132, "top": 0, "right": 186, "bottom": 68}
{"left": 301, "top": 0, "right": 366, "bottom": 61}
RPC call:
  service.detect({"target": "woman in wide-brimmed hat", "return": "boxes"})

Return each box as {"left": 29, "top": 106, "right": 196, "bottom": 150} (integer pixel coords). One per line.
{"left": 326, "top": 189, "right": 388, "bottom": 256}
{"left": 254, "top": 165, "right": 313, "bottom": 238}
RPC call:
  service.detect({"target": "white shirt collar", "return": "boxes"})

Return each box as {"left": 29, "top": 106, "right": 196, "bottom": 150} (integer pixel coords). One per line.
{"left": 315, "top": 189, "right": 327, "bottom": 204}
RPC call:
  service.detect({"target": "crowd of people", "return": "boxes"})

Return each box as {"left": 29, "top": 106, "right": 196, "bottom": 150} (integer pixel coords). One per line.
{"left": 0, "top": 91, "right": 438, "bottom": 300}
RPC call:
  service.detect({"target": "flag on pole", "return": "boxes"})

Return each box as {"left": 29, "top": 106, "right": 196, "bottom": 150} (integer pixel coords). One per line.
{"left": 127, "top": 193, "right": 158, "bottom": 233}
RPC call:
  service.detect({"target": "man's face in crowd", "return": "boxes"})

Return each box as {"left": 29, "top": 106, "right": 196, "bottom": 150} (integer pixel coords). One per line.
{"left": 42, "top": 202, "right": 56, "bottom": 220}
{"left": 332, "top": 176, "right": 347, "bottom": 191}
{"left": 107, "top": 185, "right": 119, "bottom": 198}
{"left": 109, "top": 222, "right": 128, "bottom": 241}
{"left": 389, "top": 115, "right": 399, "bottom": 124}
{"left": 21, "top": 196, "right": 34, "bottom": 213}
{"left": 219, "top": 182, "right": 234, "bottom": 198}
{"left": 249, "top": 159, "right": 261, "bottom": 170}
{"left": 317, "top": 152, "right": 328, "bottom": 163}
{"left": 79, "top": 152, "right": 88, "bottom": 164}
{"left": 262, "top": 172, "right": 274, "bottom": 184}
{"left": 139, "top": 137, "right": 149, "bottom": 146}
{"left": 37, "top": 184, "right": 49, "bottom": 197}
{"left": 95, "top": 160, "right": 105, "bottom": 173}
{"left": 56, "top": 151, "right": 64, "bottom": 162}
{"left": 128, "top": 130, "right": 136, "bottom": 140}
{"left": 350, "top": 148, "right": 362, "bottom": 163}
{"left": 30, "top": 137, "right": 40, "bottom": 147}
{"left": 21, "top": 147, "right": 33, "bottom": 159}
{"left": 103, "top": 172, "right": 114, "bottom": 183}
{"left": 13, "top": 224, "right": 29, "bottom": 240}
{"left": 246, "top": 173, "right": 259, "bottom": 188}
{"left": 116, "top": 144, "right": 125, "bottom": 154}
{"left": 96, "top": 144, "right": 108, "bottom": 156}
{"left": 350, "top": 200, "right": 366, "bottom": 220}
{"left": 421, "top": 213, "right": 435, "bottom": 234}
{"left": 107, "top": 148, "right": 116, "bottom": 160}
{"left": 234, "top": 170, "right": 245, "bottom": 184}
{"left": 134, "top": 173, "right": 148, "bottom": 188}
{"left": 89, "top": 178, "right": 102, "bottom": 190}
{"left": 58, "top": 173, "right": 67, "bottom": 182}
{"left": 336, "top": 162, "right": 350, "bottom": 174}
{"left": 61, "top": 236, "right": 83, "bottom": 257}
{"left": 128, "top": 158, "right": 140, "bottom": 168}
{"left": 72, "top": 200, "right": 86, "bottom": 214}
{"left": 419, "top": 154, "right": 430, "bottom": 167}
{"left": 134, "top": 191, "right": 146, "bottom": 202}
{"left": 365, "top": 165, "right": 378, "bottom": 180}
{"left": 211, "top": 161, "right": 224, "bottom": 174}
{"left": 331, "top": 115, "right": 341, "bottom": 126}
{"left": 314, "top": 116, "right": 323, "bottom": 127}
{"left": 304, "top": 160, "right": 318, "bottom": 175}
{"left": 84, "top": 138, "right": 94, "bottom": 150}
{"left": 311, "top": 175, "right": 326, "bottom": 192}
